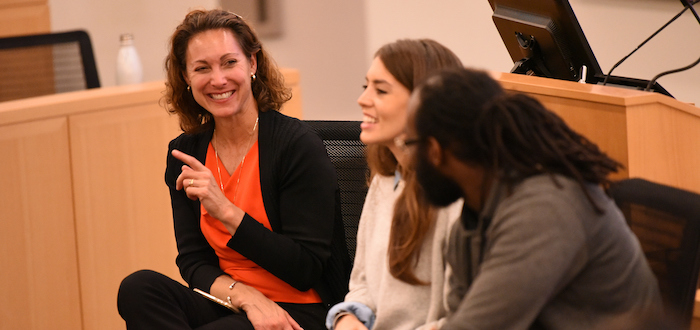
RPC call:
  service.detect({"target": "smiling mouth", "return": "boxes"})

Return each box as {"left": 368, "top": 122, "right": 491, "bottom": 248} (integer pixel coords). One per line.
{"left": 210, "top": 91, "right": 233, "bottom": 100}
{"left": 363, "top": 115, "right": 377, "bottom": 124}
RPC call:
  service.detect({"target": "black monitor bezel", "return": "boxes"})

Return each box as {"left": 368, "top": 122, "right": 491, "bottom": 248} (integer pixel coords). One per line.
{"left": 487, "top": 0, "right": 604, "bottom": 83}
{"left": 487, "top": 0, "right": 673, "bottom": 96}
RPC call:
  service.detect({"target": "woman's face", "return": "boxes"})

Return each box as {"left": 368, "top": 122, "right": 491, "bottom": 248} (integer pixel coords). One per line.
{"left": 358, "top": 57, "right": 411, "bottom": 147}
{"left": 184, "top": 28, "right": 257, "bottom": 119}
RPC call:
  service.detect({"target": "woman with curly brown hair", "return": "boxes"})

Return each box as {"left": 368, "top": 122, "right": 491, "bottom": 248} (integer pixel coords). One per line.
{"left": 117, "top": 9, "right": 349, "bottom": 330}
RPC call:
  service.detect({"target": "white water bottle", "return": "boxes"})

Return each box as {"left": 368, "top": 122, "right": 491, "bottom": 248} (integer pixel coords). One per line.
{"left": 116, "top": 33, "right": 143, "bottom": 85}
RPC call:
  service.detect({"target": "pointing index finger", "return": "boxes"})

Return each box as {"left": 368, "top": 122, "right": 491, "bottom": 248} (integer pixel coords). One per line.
{"left": 172, "top": 149, "right": 206, "bottom": 171}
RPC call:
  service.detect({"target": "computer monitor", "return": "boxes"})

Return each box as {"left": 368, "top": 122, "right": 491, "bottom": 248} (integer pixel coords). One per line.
{"left": 487, "top": 0, "right": 672, "bottom": 96}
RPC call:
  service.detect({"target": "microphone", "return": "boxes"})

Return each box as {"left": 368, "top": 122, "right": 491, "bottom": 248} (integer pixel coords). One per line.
{"left": 603, "top": 0, "right": 699, "bottom": 86}
{"left": 645, "top": 0, "right": 700, "bottom": 91}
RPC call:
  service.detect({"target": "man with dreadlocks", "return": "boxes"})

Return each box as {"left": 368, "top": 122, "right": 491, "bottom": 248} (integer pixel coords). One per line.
{"left": 403, "top": 67, "right": 662, "bottom": 329}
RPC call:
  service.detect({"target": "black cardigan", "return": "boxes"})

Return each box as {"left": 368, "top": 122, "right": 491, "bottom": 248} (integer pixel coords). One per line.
{"left": 165, "top": 110, "right": 350, "bottom": 306}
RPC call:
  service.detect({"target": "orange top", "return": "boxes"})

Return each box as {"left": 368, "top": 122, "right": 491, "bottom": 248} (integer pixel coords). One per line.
{"left": 200, "top": 141, "right": 321, "bottom": 303}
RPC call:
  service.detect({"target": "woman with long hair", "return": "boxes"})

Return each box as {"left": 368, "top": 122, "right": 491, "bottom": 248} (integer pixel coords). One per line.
{"left": 326, "top": 39, "right": 464, "bottom": 330}
{"left": 117, "top": 9, "right": 349, "bottom": 329}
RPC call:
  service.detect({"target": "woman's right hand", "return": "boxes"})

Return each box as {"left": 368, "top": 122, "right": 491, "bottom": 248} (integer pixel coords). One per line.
{"left": 171, "top": 149, "right": 245, "bottom": 233}
{"left": 231, "top": 282, "right": 303, "bottom": 330}
{"left": 334, "top": 314, "right": 369, "bottom": 330}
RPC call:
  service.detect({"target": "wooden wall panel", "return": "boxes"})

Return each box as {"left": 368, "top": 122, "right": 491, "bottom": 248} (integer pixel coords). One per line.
{"left": 626, "top": 102, "right": 700, "bottom": 194}
{"left": 523, "top": 93, "right": 630, "bottom": 181}
{"left": 0, "top": 118, "right": 82, "bottom": 330}
{"left": 70, "top": 105, "right": 183, "bottom": 330}
{"left": 493, "top": 71, "right": 700, "bottom": 194}
{"left": 0, "top": 0, "right": 46, "bottom": 5}
{"left": 0, "top": 3, "right": 50, "bottom": 38}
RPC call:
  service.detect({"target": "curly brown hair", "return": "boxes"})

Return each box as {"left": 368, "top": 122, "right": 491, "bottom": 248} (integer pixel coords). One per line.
{"left": 164, "top": 9, "right": 291, "bottom": 134}
{"left": 365, "top": 39, "right": 463, "bottom": 285}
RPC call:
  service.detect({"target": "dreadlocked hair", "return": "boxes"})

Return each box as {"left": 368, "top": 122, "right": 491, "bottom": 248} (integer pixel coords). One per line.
{"left": 414, "top": 68, "right": 623, "bottom": 214}
{"left": 481, "top": 94, "right": 622, "bottom": 212}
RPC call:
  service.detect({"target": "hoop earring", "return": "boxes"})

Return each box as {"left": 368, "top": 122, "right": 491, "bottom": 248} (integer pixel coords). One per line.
{"left": 251, "top": 73, "right": 256, "bottom": 81}
{"left": 187, "top": 85, "right": 191, "bottom": 91}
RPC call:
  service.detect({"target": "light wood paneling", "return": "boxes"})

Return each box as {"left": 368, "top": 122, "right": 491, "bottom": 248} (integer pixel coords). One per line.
{"left": 0, "top": 3, "right": 50, "bottom": 38}
{"left": 0, "top": 0, "right": 45, "bottom": 5}
{"left": 493, "top": 71, "right": 700, "bottom": 194}
{"left": 625, "top": 102, "right": 700, "bottom": 194}
{"left": 0, "top": 118, "right": 82, "bottom": 330}
{"left": 70, "top": 101, "right": 183, "bottom": 330}
{"left": 527, "top": 93, "right": 630, "bottom": 181}
{"left": 0, "top": 81, "right": 169, "bottom": 125}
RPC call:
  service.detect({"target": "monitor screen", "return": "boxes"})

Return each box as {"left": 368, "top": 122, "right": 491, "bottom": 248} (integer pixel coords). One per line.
{"left": 487, "top": 0, "right": 602, "bottom": 83}
{"left": 487, "top": 0, "right": 673, "bottom": 96}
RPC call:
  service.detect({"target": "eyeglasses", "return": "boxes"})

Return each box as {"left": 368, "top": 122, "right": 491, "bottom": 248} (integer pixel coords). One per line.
{"left": 394, "top": 136, "right": 423, "bottom": 149}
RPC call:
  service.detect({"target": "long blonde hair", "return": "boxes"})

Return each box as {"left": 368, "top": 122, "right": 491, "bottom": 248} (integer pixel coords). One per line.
{"left": 366, "top": 39, "right": 463, "bottom": 285}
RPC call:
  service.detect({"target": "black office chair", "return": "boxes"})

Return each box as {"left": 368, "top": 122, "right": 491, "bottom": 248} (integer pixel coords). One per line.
{"left": 305, "top": 120, "right": 368, "bottom": 264}
{"left": 610, "top": 178, "right": 700, "bottom": 328}
{"left": 0, "top": 30, "right": 100, "bottom": 102}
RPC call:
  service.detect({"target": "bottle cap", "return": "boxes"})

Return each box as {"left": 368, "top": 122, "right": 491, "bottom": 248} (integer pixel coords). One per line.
{"left": 120, "top": 34, "right": 134, "bottom": 42}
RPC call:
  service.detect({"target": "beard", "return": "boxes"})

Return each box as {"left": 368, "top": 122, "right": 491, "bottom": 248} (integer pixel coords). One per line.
{"left": 415, "top": 153, "right": 463, "bottom": 207}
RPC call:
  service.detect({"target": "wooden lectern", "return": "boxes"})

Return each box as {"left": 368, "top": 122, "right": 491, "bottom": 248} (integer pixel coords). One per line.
{"left": 492, "top": 71, "right": 700, "bottom": 195}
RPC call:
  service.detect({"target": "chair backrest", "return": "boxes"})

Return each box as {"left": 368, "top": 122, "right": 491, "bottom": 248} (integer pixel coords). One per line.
{"left": 610, "top": 178, "right": 700, "bottom": 327}
{"left": 304, "top": 120, "right": 368, "bottom": 264}
{"left": 0, "top": 30, "right": 100, "bottom": 102}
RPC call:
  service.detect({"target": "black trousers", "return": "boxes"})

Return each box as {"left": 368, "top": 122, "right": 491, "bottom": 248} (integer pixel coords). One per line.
{"left": 117, "top": 270, "right": 327, "bottom": 330}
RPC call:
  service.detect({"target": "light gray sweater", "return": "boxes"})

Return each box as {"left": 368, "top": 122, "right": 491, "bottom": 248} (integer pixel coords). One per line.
{"left": 344, "top": 174, "right": 463, "bottom": 330}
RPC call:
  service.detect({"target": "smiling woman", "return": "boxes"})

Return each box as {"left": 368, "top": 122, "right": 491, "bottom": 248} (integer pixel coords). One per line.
{"left": 116, "top": 9, "right": 350, "bottom": 330}
{"left": 357, "top": 56, "right": 411, "bottom": 151}
{"left": 184, "top": 29, "right": 257, "bottom": 122}
{"left": 326, "top": 39, "right": 465, "bottom": 330}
